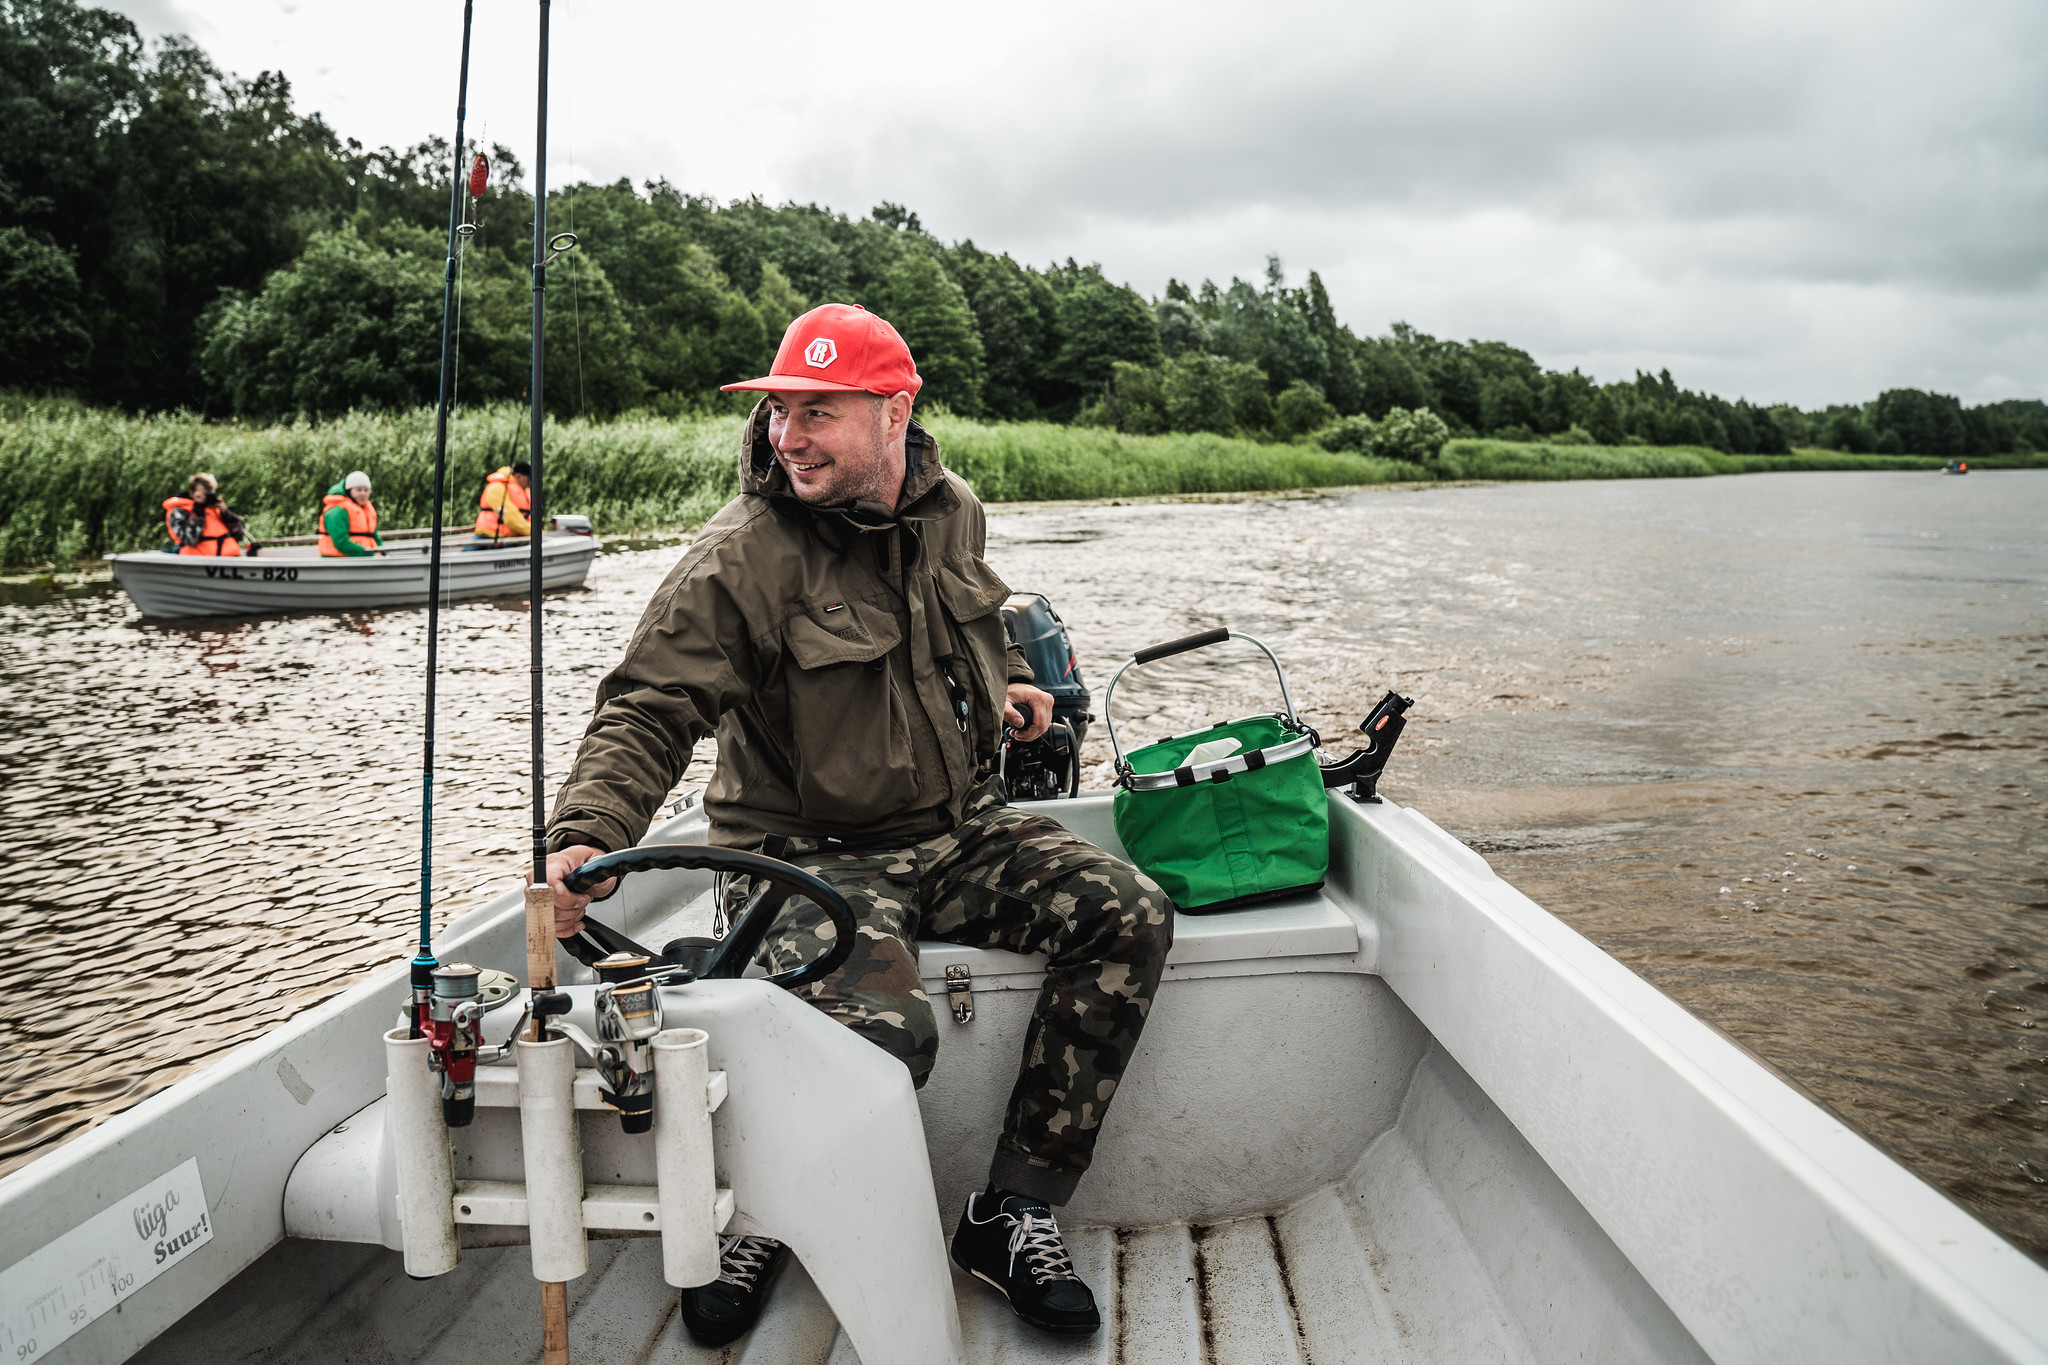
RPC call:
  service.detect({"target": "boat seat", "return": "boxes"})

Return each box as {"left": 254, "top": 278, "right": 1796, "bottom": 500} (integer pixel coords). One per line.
{"left": 617, "top": 797, "right": 1370, "bottom": 996}
{"left": 915, "top": 888, "right": 1363, "bottom": 997}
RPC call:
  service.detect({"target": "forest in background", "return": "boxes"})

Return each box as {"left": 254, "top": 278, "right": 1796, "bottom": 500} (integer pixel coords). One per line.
{"left": 5, "top": 0, "right": 2047, "bottom": 463}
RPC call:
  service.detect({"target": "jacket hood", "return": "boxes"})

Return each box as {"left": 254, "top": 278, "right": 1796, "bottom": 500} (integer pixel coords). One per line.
{"left": 738, "top": 398, "right": 954, "bottom": 524}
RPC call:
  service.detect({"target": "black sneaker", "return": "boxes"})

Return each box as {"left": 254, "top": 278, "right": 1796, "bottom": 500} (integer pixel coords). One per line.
{"left": 678, "top": 1234, "right": 787, "bottom": 1346}
{"left": 950, "top": 1190, "right": 1100, "bottom": 1334}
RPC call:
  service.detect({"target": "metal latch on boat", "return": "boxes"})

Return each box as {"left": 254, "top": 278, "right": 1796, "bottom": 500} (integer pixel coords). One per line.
{"left": 946, "top": 964, "right": 974, "bottom": 1023}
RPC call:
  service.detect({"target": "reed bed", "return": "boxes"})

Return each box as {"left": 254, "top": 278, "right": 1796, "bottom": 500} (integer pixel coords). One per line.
{"left": 0, "top": 401, "right": 741, "bottom": 566}
{"left": 3, "top": 398, "right": 2036, "bottom": 568}
{"left": 923, "top": 415, "right": 1422, "bottom": 502}
{"left": 1431, "top": 438, "right": 2041, "bottom": 480}
{"left": 0, "top": 401, "right": 1412, "bottom": 566}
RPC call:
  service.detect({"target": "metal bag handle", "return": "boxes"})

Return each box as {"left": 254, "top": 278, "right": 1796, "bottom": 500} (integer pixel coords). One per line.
{"left": 1102, "top": 628, "right": 1303, "bottom": 772}
{"left": 1131, "top": 627, "right": 1229, "bottom": 665}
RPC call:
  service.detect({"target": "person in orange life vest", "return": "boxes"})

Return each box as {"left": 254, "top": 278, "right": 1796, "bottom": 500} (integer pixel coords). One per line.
{"left": 161, "top": 472, "right": 250, "bottom": 557}
{"left": 317, "top": 470, "right": 383, "bottom": 557}
{"left": 475, "top": 460, "right": 532, "bottom": 543}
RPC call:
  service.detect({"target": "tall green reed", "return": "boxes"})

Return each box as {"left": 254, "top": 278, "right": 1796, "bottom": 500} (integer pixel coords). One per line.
{"left": 0, "top": 401, "right": 743, "bottom": 565}
{"left": 0, "top": 402, "right": 1415, "bottom": 566}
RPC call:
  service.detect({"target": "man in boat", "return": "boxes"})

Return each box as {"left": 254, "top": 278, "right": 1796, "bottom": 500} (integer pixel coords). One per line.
{"left": 474, "top": 459, "right": 533, "bottom": 544}
{"left": 544, "top": 303, "right": 1172, "bottom": 1345}
{"left": 162, "top": 472, "right": 251, "bottom": 557}
{"left": 317, "top": 470, "right": 383, "bottom": 557}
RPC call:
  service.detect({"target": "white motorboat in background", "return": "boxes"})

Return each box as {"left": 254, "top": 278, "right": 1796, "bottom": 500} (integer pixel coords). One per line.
{"left": 4, "top": 791, "right": 2044, "bottom": 1365}
{"left": 106, "top": 522, "right": 599, "bottom": 619}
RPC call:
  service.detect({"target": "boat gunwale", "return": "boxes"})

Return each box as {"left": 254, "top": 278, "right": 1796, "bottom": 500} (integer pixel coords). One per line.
{"left": 1349, "top": 799, "right": 2048, "bottom": 1362}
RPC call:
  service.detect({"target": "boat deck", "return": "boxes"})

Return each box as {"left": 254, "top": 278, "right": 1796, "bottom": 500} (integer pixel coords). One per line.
{"left": 137, "top": 1132, "right": 1558, "bottom": 1365}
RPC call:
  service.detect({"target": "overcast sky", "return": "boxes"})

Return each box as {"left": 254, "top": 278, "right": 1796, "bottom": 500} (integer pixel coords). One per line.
{"left": 113, "top": 0, "right": 2047, "bottom": 407}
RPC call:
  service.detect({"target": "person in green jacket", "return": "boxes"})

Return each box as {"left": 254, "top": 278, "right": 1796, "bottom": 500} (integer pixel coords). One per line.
{"left": 543, "top": 305, "right": 1170, "bottom": 1346}
{"left": 317, "top": 470, "right": 383, "bottom": 557}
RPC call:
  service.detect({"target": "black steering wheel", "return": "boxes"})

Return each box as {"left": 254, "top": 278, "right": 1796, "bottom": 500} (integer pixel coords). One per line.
{"left": 562, "top": 845, "right": 857, "bottom": 990}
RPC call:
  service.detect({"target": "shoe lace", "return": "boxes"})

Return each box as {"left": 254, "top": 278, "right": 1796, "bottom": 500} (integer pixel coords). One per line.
{"left": 717, "top": 1234, "right": 778, "bottom": 1290}
{"left": 1005, "top": 1210, "right": 1079, "bottom": 1285}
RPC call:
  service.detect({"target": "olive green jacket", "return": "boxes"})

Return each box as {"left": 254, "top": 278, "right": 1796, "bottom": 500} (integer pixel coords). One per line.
{"left": 547, "top": 403, "right": 1032, "bottom": 854}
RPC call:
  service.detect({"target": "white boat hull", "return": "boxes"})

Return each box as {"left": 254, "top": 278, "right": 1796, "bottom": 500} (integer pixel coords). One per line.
{"left": 4, "top": 795, "right": 2045, "bottom": 1364}
{"left": 107, "top": 535, "right": 598, "bottom": 619}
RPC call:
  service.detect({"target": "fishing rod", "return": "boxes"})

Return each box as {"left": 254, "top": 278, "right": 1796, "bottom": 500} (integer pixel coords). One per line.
{"left": 524, "top": 4, "right": 576, "bottom": 1359}
{"left": 411, "top": 0, "right": 479, "bottom": 1040}
{"left": 524, "top": 4, "right": 578, "bottom": 906}
{"left": 529, "top": 0, "right": 551, "bottom": 914}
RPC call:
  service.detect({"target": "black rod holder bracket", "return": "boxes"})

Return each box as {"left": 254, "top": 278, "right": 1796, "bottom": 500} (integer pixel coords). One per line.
{"left": 1318, "top": 690, "right": 1414, "bottom": 803}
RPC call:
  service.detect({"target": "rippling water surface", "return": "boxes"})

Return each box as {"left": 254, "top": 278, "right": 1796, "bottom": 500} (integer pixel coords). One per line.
{"left": 4, "top": 471, "right": 2043, "bottom": 1261}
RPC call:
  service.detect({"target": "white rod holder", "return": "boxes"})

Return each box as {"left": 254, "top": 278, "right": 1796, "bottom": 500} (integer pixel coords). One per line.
{"left": 384, "top": 1028, "right": 460, "bottom": 1277}
{"left": 518, "top": 1034, "right": 590, "bottom": 1283}
{"left": 651, "top": 1028, "right": 719, "bottom": 1288}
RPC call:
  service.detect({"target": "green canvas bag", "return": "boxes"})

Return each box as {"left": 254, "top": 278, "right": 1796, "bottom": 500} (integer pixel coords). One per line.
{"left": 1107, "top": 629, "right": 1329, "bottom": 913}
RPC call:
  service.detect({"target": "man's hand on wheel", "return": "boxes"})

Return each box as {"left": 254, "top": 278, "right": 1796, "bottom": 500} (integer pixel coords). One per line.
{"left": 1005, "top": 682, "right": 1054, "bottom": 742}
{"left": 537, "top": 845, "right": 615, "bottom": 939}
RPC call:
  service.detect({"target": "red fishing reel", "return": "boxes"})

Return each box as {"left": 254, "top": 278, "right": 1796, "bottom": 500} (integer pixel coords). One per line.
{"left": 418, "top": 963, "right": 522, "bottom": 1126}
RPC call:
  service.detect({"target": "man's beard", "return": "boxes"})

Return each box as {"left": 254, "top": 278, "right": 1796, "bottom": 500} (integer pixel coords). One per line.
{"left": 785, "top": 411, "right": 897, "bottom": 507}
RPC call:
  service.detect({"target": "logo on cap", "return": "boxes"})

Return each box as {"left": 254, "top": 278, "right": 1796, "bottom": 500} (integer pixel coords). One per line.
{"left": 804, "top": 338, "right": 837, "bottom": 368}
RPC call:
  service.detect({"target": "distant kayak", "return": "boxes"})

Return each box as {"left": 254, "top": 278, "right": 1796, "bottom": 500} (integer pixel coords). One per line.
{"left": 108, "top": 530, "right": 598, "bottom": 619}
{"left": 1943, "top": 460, "right": 1970, "bottom": 474}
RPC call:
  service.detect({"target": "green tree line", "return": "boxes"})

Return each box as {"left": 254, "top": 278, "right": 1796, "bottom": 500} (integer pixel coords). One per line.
{"left": 5, "top": 0, "right": 2045, "bottom": 458}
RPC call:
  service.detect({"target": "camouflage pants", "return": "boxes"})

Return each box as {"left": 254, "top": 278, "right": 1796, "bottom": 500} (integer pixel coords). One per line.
{"left": 751, "top": 783, "right": 1173, "bottom": 1206}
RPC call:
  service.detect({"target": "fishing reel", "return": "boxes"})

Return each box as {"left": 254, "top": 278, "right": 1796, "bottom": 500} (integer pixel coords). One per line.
{"left": 515, "top": 957, "right": 688, "bottom": 1135}
{"left": 591, "top": 953, "right": 664, "bottom": 1134}
{"left": 421, "top": 963, "right": 526, "bottom": 1127}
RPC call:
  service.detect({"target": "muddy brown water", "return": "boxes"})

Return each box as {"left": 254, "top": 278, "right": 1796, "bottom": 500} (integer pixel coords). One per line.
{"left": 3, "top": 471, "right": 2043, "bottom": 1265}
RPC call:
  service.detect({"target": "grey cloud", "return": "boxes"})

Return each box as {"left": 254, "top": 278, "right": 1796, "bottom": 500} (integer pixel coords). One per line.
{"left": 781, "top": 0, "right": 2046, "bottom": 299}
{"left": 108, "top": 0, "right": 2048, "bottom": 403}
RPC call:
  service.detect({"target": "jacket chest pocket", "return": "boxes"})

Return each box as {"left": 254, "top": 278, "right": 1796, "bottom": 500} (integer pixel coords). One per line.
{"left": 933, "top": 557, "right": 1010, "bottom": 625}
{"left": 779, "top": 601, "right": 923, "bottom": 821}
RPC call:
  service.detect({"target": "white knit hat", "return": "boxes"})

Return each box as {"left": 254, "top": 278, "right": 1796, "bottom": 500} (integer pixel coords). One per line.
{"left": 344, "top": 470, "right": 372, "bottom": 490}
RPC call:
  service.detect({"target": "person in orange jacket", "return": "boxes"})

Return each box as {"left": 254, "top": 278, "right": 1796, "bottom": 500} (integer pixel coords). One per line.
{"left": 161, "top": 473, "right": 250, "bottom": 557}
{"left": 317, "top": 470, "right": 383, "bottom": 557}
{"left": 475, "top": 460, "right": 532, "bottom": 543}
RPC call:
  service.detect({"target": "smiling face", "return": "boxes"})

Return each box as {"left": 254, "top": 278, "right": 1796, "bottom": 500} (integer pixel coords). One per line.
{"left": 766, "top": 389, "right": 913, "bottom": 508}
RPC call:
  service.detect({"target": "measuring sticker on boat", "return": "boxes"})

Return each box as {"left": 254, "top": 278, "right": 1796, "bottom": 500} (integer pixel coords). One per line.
{"left": 0, "top": 1157, "right": 212, "bottom": 1361}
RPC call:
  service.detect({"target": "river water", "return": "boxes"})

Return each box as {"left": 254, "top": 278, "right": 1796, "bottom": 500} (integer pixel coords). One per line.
{"left": 2, "top": 471, "right": 2043, "bottom": 1262}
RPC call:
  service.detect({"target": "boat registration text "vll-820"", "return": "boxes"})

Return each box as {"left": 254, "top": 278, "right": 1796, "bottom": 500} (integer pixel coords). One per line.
{"left": 200, "top": 565, "right": 300, "bottom": 581}
{"left": 0, "top": 1158, "right": 212, "bottom": 1361}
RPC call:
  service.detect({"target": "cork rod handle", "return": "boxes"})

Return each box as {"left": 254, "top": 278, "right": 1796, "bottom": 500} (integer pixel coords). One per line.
{"left": 526, "top": 880, "right": 571, "bottom": 1360}
{"left": 525, "top": 882, "right": 556, "bottom": 1044}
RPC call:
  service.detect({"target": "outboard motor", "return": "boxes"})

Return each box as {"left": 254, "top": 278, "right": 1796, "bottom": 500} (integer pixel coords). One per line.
{"left": 1000, "top": 593, "right": 1093, "bottom": 800}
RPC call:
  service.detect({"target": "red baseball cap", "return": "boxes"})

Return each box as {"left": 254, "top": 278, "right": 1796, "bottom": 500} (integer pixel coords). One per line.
{"left": 721, "top": 303, "right": 923, "bottom": 398}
